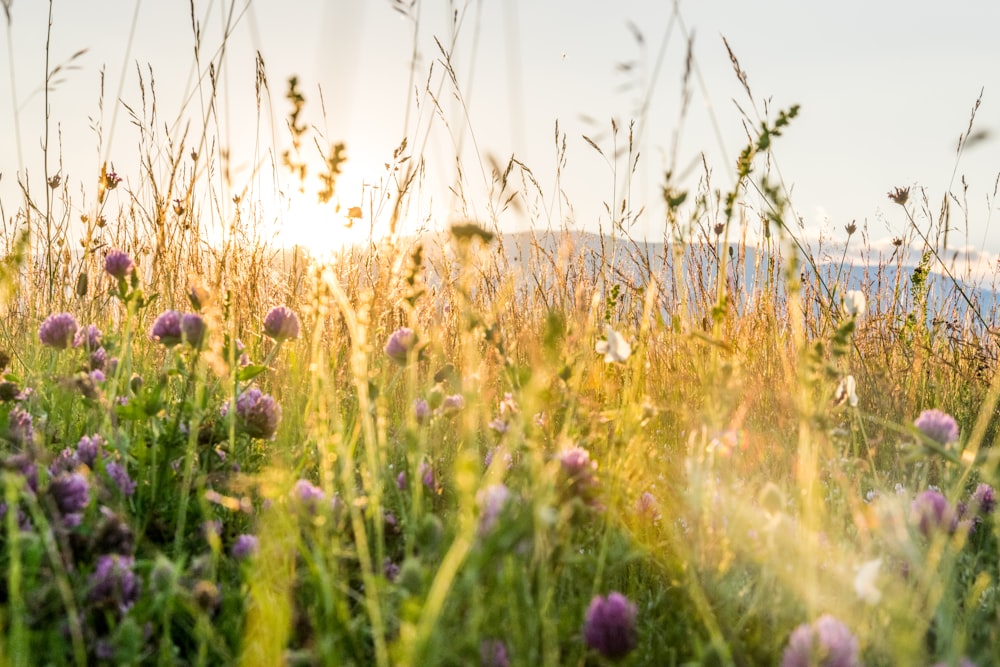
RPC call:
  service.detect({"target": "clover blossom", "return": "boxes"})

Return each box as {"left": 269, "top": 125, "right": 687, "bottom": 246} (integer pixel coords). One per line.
{"left": 583, "top": 592, "right": 638, "bottom": 659}
{"left": 263, "top": 306, "right": 301, "bottom": 341}
{"left": 781, "top": 614, "right": 860, "bottom": 667}
{"left": 39, "top": 312, "right": 78, "bottom": 349}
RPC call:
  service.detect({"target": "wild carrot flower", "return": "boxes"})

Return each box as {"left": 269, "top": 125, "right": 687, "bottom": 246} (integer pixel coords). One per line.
{"left": 39, "top": 312, "right": 78, "bottom": 349}
{"left": 583, "top": 592, "right": 638, "bottom": 659}
{"left": 263, "top": 306, "right": 301, "bottom": 341}
{"left": 226, "top": 388, "right": 282, "bottom": 439}
{"left": 842, "top": 290, "right": 867, "bottom": 319}
{"left": 181, "top": 313, "right": 207, "bottom": 348}
{"left": 88, "top": 554, "right": 141, "bottom": 613}
{"left": 232, "top": 534, "right": 259, "bottom": 560}
{"left": 103, "top": 249, "right": 134, "bottom": 279}
{"left": 384, "top": 327, "right": 416, "bottom": 364}
{"left": 914, "top": 409, "right": 959, "bottom": 446}
{"left": 150, "top": 310, "right": 183, "bottom": 346}
{"left": 781, "top": 614, "right": 860, "bottom": 667}
{"left": 595, "top": 326, "right": 631, "bottom": 363}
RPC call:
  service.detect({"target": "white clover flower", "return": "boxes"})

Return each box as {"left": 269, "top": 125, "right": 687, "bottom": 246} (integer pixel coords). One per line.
{"left": 853, "top": 557, "right": 882, "bottom": 605}
{"left": 843, "top": 289, "right": 867, "bottom": 319}
{"left": 834, "top": 375, "right": 859, "bottom": 408}
{"left": 595, "top": 327, "right": 631, "bottom": 363}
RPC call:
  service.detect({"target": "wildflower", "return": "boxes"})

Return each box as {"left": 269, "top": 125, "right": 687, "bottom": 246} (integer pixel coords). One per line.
{"left": 48, "top": 472, "right": 90, "bottom": 523}
{"left": 294, "top": 479, "right": 325, "bottom": 506}
{"left": 232, "top": 534, "right": 259, "bottom": 560}
{"left": 50, "top": 448, "right": 80, "bottom": 475}
{"left": 89, "top": 346, "right": 108, "bottom": 371}
{"left": 914, "top": 409, "right": 960, "bottom": 446}
{"left": 887, "top": 186, "right": 910, "bottom": 206}
{"left": 832, "top": 375, "right": 859, "bottom": 408}
{"left": 263, "top": 306, "right": 301, "bottom": 341}
{"left": 89, "top": 555, "right": 140, "bottom": 613}
{"left": 419, "top": 462, "right": 435, "bottom": 489}
{"left": 911, "top": 489, "right": 954, "bottom": 536}
{"left": 39, "top": 312, "right": 79, "bottom": 349}
{"left": 7, "top": 406, "right": 34, "bottom": 446}
{"left": 181, "top": 313, "right": 207, "bottom": 348}
{"left": 73, "top": 324, "right": 102, "bottom": 351}
{"left": 636, "top": 491, "right": 661, "bottom": 522}
{"left": 477, "top": 483, "right": 511, "bottom": 535}
{"left": 105, "top": 462, "right": 136, "bottom": 496}
{"left": 384, "top": 327, "right": 416, "bottom": 364}
{"left": 480, "top": 639, "right": 510, "bottom": 667}
{"left": 595, "top": 326, "right": 631, "bottom": 363}
{"left": 396, "top": 471, "right": 407, "bottom": 489}
{"left": 440, "top": 393, "right": 465, "bottom": 413}
{"left": 583, "top": 592, "right": 638, "bottom": 659}
{"left": 558, "top": 446, "right": 598, "bottom": 501}
{"left": 842, "top": 290, "right": 866, "bottom": 319}
{"left": 4, "top": 453, "right": 38, "bottom": 493}
{"left": 413, "top": 398, "right": 431, "bottom": 423}
{"left": 970, "top": 483, "right": 996, "bottom": 516}
{"left": 781, "top": 615, "right": 860, "bottom": 667}
{"left": 383, "top": 558, "right": 400, "bottom": 582}
{"left": 103, "top": 249, "right": 135, "bottom": 279}
{"left": 150, "top": 310, "right": 183, "bottom": 346}
{"left": 226, "top": 388, "right": 282, "bottom": 439}
{"left": 76, "top": 434, "right": 105, "bottom": 467}
{"left": 853, "top": 558, "right": 882, "bottom": 605}
{"left": 488, "top": 418, "right": 509, "bottom": 434}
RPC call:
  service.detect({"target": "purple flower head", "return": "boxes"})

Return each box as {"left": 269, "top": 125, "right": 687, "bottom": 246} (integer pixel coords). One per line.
{"left": 480, "top": 639, "right": 510, "bottom": 667}
{"left": 971, "top": 483, "right": 996, "bottom": 516}
{"left": 227, "top": 388, "right": 281, "bottom": 439}
{"left": 89, "top": 346, "right": 108, "bottom": 371}
{"left": 583, "top": 592, "right": 638, "bottom": 659}
{"left": 911, "top": 489, "right": 954, "bottom": 536}
{"left": 104, "top": 249, "right": 135, "bottom": 279}
{"left": 441, "top": 393, "right": 465, "bottom": 414}
{"left": 781, "top": 614, "right": 860, "bottom": 667}
{"left": 413, "top": 398, "right": 431, "bottom": 423}
{"left": 50, "top": 448, "right": 80, "bottom": 475}
{"left": 88, "top": 554, "right": 141, "bottom": 613}
{"left": 396, "top": 471, "right": 407, "bottom": 490}
{"left": 293, "top": 479, "right": 325, "bottom": 508}
{"left": 49, "top": 472, "right": 91, "bottom": 516}
{"left": 384, "top": 327, "right": 416, "bottom": 364}
{"left": 7, "top": 406, "right": 33, "bottom": 446}
{"left": 150, "top": 310, "right": 183, "bottom": 346}
{"left": 73, "top": 324, "right": 102, "bottom": 351}
{"left": 636, "top": 491, "right": 661, "bottom": 522}
{"left": 76, "top": 434, "right": 105, "bottom": 468}
{"left": 383, "top": 558, "right": 400, "bottom": 582}
{"left": 914, "top": 409, "right": 960, "bottom": 446}
{"left": 419, "top": 462, "right": 435, "bottom": 490}
{"left": 39, "top": 312, "right": 78, "bottom": 349}
{"left": 232, "top": 534, "right": 259, "bottom": 561}
{"left": 558, "top": 446, "right": 599, "bottom": 502}
{"left": 181, "top": 313, "right": 207, "bottom": 348}
{"left": 477, "top": 483, "right": 511, "bottom": 535}
{"left": 484, "top": 447, "right": 514, "bottom": 470}
{"left": 105, "top": 461, "right": 136, "bottom": 497}
{"left": 4, "top": 453, "right": 37, "bottom": 493}
{"left": 263, "top": 306, "right": 301, "bottom": 342}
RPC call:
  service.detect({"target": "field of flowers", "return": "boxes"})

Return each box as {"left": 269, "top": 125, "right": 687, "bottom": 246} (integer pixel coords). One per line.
{"left": 3, "top": 3, "right": 1000, "bottom": 666}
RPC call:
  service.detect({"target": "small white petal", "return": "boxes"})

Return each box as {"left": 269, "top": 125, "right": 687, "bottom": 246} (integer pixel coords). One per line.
{"left": 854, "top": 558, "right": 882, "bottom": 605}
{"left": 843, "top": 290, "right": 867, "bottom": 319}
{"left": 597, "top": 327, "right": 631, "bottom": 363}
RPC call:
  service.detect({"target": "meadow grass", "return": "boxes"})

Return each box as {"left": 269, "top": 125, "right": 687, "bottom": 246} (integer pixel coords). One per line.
{"left": 2, "top": 3, "right": 1000, "bottom": 666}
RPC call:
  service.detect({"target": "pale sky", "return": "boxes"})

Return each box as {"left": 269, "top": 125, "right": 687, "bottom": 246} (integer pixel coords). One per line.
{"left": 2, "top": 1, "right": 998, "bottom": 255}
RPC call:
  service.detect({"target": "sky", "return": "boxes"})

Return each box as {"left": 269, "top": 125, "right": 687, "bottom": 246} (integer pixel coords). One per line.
{"left": 1, "top": 0, "right": 999, "bottom": 258}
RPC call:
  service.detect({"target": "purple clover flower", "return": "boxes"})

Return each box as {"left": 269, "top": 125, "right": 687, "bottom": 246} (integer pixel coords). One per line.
{"left": 226, "top": 388, "right": 281, "bottom": 439}
{"left": 396, "top": 471, "right": 407, "bottom": 490}
{"left": 413, "top": 398, "right": 431, "bottom": 423}
{"left": 88, "top": 554, "right": 141, "bottom": 613}
{"left": 971, "top": 483, "right": 996, "bottom": 516}
{"left": 150, "top": 310, "right": 183, "bottom": 346}
{"left": 419, "top": 462, "right": 435, "bottom": 490}
{"left": 477, "top": 483, "right": 511, "bottom": 536}
{"left": 384, "top": 327, "right": 416, "bottom": 364}
{"left": 911, "top": 489, "right": 954, "bottom": 536}
{"left": 294, "top": 479, "right": 325, "bottom": 506}
{"left": 914, "top": 409, "right": 960, "bottom": 446}
{"left": 89, "top": 346, "right": 108, "bottom": 371}
{"left": 583, "top": 592, "right": 638, "bottom": 659}
{"left": 383, "top": 558, "right": 400, "bottom": 582}
{"left": 39, "top": 312, "right": 78, "bottom": 349}
{"left": 181, "top": 313, "right": 207, "bottom": 348}
{"left": 105, "top": 462, "right": 136, "bottom": 497}
{"left": 263, "top": 306, "right": 301, "bottom": 342}
{"left": 781, "top": 614, "right": 860, "bottom": 667}
{"left": 72, "top": 324, "right": 102, "bottom": 351}
{"left": 479, "top": 639, "right": 510, "bottom": 667}
{"left": 76, "top": 434, "right": 105, "bottom": 467}
{"left": 232, "top": 534, "right": 259, "bottom": 560}
{"left": 49, "top": 472, "right": 91, "bottom": 516}
{"left": 7, "top": 406, "right": 33, "bottom": 446}
{"left": 558, "top": 446, "right": 599, "bottom": 503}
{"left": 104, "top": 249, "right": 135, "bottom": 279}
{"left": 440, "top": 393, "right": 465, "bottom": 414}
{"left": 49, "top": 448, "right": 79, "bottom": 475}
